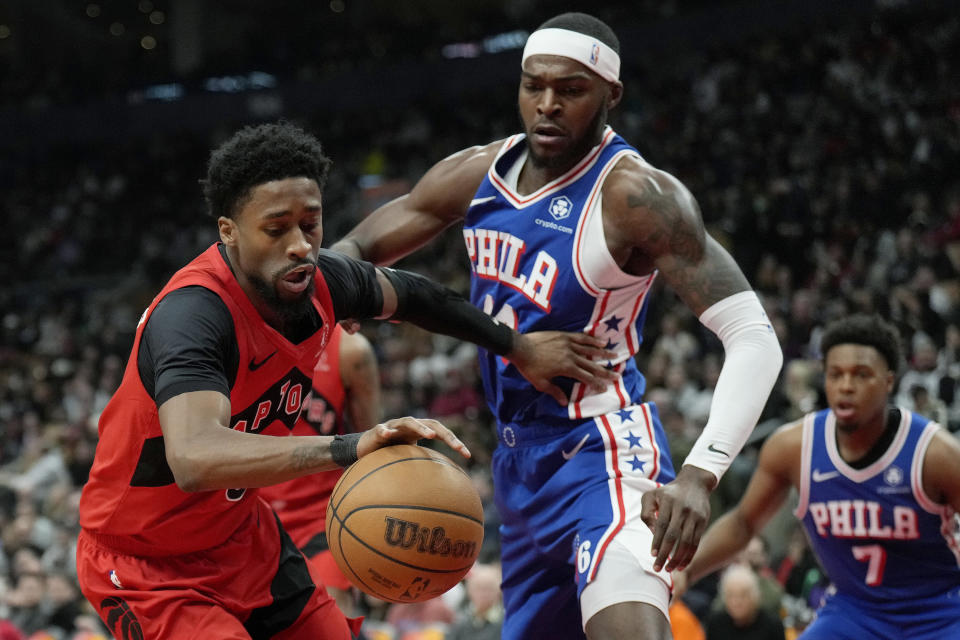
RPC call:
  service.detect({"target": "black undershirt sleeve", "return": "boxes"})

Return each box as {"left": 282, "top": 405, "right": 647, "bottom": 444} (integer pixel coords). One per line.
{"left": 137, "top": 286, "right": 239, "bottom": 406}
{"left": 316, "top": 249, "right": 384, "bottom": 321}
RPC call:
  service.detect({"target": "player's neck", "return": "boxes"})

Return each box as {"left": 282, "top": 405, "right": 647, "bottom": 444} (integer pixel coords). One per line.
{"left": 835, "top": 406, "right": 897, "bottom": 466}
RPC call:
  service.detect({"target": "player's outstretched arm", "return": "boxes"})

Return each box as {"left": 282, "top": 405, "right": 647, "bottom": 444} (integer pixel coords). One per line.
{"left": 158, "top": 392, "right": 471, "bottom": 492}
{"left": 374, "top": 266, "right": 617, "bottom": 406}
{"left": 604, "top": 160, "right": 783, "bottom": 571}
{"left": 331, "top": 143, "right": 500, "bottom": 265}
{"left": 674, "top": 422, "right": 801, "bottom": 592}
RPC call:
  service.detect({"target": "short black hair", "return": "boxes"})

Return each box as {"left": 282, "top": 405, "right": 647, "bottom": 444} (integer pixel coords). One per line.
{"left": 819, "top": 314, "right": 903, "bottom": 374}
{"left": 536, "top": 12, "right": 619, "bottom": 55}
{"left": 202, "top": 121, "right": 332, "bottom": 219}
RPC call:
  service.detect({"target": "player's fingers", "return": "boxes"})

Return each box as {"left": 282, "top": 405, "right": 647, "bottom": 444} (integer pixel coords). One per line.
{"left": 569, "top": 338, "right": 616, "bottom": 361}
{"left": 380, "top": 416, "right": 436, "bottom": 439}
{"left": 640, "top": 491, "right": 659, "bottom": 530}
{"left": 652, "top": 501, "right": 681, "bottom": 572}
{"left": 561, "top": 357, "right": 615, "bottom": 392}
{"left": 664, "top": 514, "right": 700, "bottom": 572}
{"left": 574, "top": 357, "right": 619, "bottom": 388}
{"left": 414, "top": 418, "right": 472, "bottom": 458}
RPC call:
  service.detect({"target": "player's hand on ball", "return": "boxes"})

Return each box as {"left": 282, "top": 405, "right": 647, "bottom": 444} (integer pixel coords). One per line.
{"left": 358, "top": 417, "right": 471, "bottom": 460}
{"left": 509, "top": 331, "right": 618, "bottom": 406}
{"left": 640, "top": 465, "right": 715, "bottom": 572}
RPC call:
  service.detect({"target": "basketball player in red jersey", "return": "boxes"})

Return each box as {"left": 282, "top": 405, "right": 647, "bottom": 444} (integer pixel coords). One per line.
{"left": 76, "top": 122, "right": 616, "bottom": 640}
{"left": 261, "top": 326, "right": 380, "bottom": 618}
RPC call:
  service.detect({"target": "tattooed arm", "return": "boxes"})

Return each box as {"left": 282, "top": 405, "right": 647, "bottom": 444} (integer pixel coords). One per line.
{"left": 601, "top": 157, "right": 751, "bottom": 313}
{"left": 601, "top": 157, "right": 783, "bottom": 573}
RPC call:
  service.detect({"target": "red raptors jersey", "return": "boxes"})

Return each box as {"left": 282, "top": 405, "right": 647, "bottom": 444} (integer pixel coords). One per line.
{"left": 78, "top": 244, "right": 335, "bottom": 555}
{"left": 260, "top": 326, "right": 347, "bottom": 548}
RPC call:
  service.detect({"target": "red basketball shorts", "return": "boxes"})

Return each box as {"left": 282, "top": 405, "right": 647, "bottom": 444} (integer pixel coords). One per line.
{"left": 77, "top": 499, "right": 361, "bottom": 639}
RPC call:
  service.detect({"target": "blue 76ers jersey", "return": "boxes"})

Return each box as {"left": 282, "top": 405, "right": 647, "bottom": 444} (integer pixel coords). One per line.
{"left": 464, "top": 127, "right": 656, "bottom": 427}
{"left": 794, "top": 408, "right": 960, "bottom": 607}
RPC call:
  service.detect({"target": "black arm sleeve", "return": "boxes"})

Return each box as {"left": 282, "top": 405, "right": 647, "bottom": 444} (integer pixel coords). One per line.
{"left": 316, "top": 249, "right": 384, "bottom": 321}
{"left": 137, "top": 286, "right": 239, "bottom": 406}
{"left": 380, "top": 267, "right": 515, "bottom": 356}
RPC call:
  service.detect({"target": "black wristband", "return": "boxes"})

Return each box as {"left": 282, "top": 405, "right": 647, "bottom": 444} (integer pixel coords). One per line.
{"left": 330, "top": 433, "right": 362, "bottom": 467}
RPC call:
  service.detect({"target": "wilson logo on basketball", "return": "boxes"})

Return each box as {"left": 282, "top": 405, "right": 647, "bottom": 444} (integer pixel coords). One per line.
{"left": 383, "top": 517, "right": 477, "bottom": 558}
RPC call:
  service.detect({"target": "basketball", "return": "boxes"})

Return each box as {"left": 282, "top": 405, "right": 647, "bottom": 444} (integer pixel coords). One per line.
{"left": 325, "top": 444, "right": 484, "bottom": 603}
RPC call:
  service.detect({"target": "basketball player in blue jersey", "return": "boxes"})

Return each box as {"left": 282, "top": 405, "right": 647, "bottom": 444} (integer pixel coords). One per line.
{"left": 332, "top": 12, "right": 782, "bottom": 640}
{"left": 674, "top": 314, "right": 960, "bottom": 639}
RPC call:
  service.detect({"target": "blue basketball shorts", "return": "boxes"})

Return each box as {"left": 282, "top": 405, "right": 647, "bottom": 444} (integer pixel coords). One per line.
{"left": 492, "top": 402, "right": 676, "bottom": 640}
{"left": 800, "top": 590, "right": 960, "bottom": 639}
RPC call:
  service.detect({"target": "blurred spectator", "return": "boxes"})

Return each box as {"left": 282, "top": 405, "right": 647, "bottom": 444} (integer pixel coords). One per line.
{"left": 4, "top": 572, "right": 50, "bottom": 636}
{"left": 446, "top": 563, "right": 503, "bottom": 640}
{"left": 44, "top": 571, "right": 83, "bottom": 637}
{"left": 710, "top": 536, "right": 783, "bottom": 620}
{"left": 705, "top": 564, "right": 785, "bottom": 640}
{"left": 651, "top": 312, "right": 699, "bottom": 366}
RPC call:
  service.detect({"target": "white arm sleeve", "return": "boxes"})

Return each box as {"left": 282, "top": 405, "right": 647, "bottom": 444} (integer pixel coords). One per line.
{"left": 683, "top": 291, "right": 783, "bottom": 482}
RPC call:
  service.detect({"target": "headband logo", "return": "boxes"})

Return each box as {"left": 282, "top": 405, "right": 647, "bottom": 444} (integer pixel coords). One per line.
{"left": 590, "top": 43, "right": 600, "bottom": 66}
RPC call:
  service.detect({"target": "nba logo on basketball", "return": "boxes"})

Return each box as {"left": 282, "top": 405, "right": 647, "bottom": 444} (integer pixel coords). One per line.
{"left": 590, "top": 43, "right": 600, "bottom": 65}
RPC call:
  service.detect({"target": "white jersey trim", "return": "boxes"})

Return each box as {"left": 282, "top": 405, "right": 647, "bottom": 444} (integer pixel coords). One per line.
{"left": 794, "top": 412, "right": 816, "bottom": 519}
{"left": 487, "top": 128, "right": 617, "bottom": 208}
{"left": 825, "top": 409, "right": 910, "bottom": 483}
{"left": 912, "top": 420, "right": 945, "bottom": 515}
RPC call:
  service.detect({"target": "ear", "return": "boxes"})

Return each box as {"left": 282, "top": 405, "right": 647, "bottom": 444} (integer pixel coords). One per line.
{"left": 608, "top": 81, "right": 623, "bottom": 109}
{"left": 218, "top": 216, "right": 237, "bottom": 246}
{"left": 885, "top": 370, "right": 895, "bottom": 394}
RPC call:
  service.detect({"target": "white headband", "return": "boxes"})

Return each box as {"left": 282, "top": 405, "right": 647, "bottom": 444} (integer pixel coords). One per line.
{"left": 521, "top": 27, "right": 620, "bottom": 83}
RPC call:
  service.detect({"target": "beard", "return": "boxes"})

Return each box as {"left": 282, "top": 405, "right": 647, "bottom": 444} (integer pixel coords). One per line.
{"left": 523, "top": 102, "right": 608, "bottom": 172}
{"left": 247, "top": 264, "right": 316, "bottom": 325}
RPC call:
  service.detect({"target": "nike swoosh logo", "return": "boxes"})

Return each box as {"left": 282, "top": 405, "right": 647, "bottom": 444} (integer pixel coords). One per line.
{"left": 470, "top": 195, "right": 497, "bottom": 207}
{"left": 812, "top": 469, "right": 840, "bottom": 482}
{"left": 707, "top": 443, "right": 730, "bottom": 457}
{"left": 249, "top": 351, "right": 277, "bottom": 371}
{"left": 561, "top": 434, "right": 590, "bottom": 461}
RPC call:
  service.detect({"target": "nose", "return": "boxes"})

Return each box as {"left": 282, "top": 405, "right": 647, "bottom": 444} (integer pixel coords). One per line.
{"left": 287, "top": 228, "right": 312, "bottom": 261}
{"left": 837, "top": 373, "right": 855, "bottom": 392}
{"left": 537, "top": 88, "right": 561, "bottom": 116}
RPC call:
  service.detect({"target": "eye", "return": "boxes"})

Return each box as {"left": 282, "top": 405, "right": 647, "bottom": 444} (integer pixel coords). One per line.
{"left": 264, "top": 227, "right": 285, "bottom": 237}
{"left": 301, "top": 221, "right": 320, "bottom": 233}
{"left": 562, "top": 86, "right": 585, "bottom": 96}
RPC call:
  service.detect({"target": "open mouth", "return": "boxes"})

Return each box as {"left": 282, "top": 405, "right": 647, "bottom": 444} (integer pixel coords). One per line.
{"left": 279, "top": 265, "right": 313, "bottom": 294}
{"left": 834, "top": 402, "right": 856, "bottom": 420}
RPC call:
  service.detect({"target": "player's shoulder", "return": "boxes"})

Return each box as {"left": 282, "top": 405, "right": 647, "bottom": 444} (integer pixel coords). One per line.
{"left": 922, "top": 425, "right": 960, "bottom": 470}
{"left": 758, "top": 420, "right": 805, "bottom": 464}
{"left": 416, "top": 140, "right": 504, "bottom": 206}
{"left": 602, "top": 154, "right": 698, "bottom": 220}
{"left": 432, "top": 140, "right": 503, "bottom": 177}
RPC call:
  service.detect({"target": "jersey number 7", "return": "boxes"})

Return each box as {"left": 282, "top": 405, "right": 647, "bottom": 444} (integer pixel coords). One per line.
{"left": 851, "top": 544, "right": 887, "bottom": 586}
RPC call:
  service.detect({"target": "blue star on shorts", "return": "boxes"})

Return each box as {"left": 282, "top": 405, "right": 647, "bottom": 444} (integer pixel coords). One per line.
{"left": 603, "top": 315, "right": 623, "bottom": 332}
{"left": 628, "top": 455, "right": 646, "bottom": 472}
{"left": 625, "top": 431, "right": 644, "bottom": 449}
